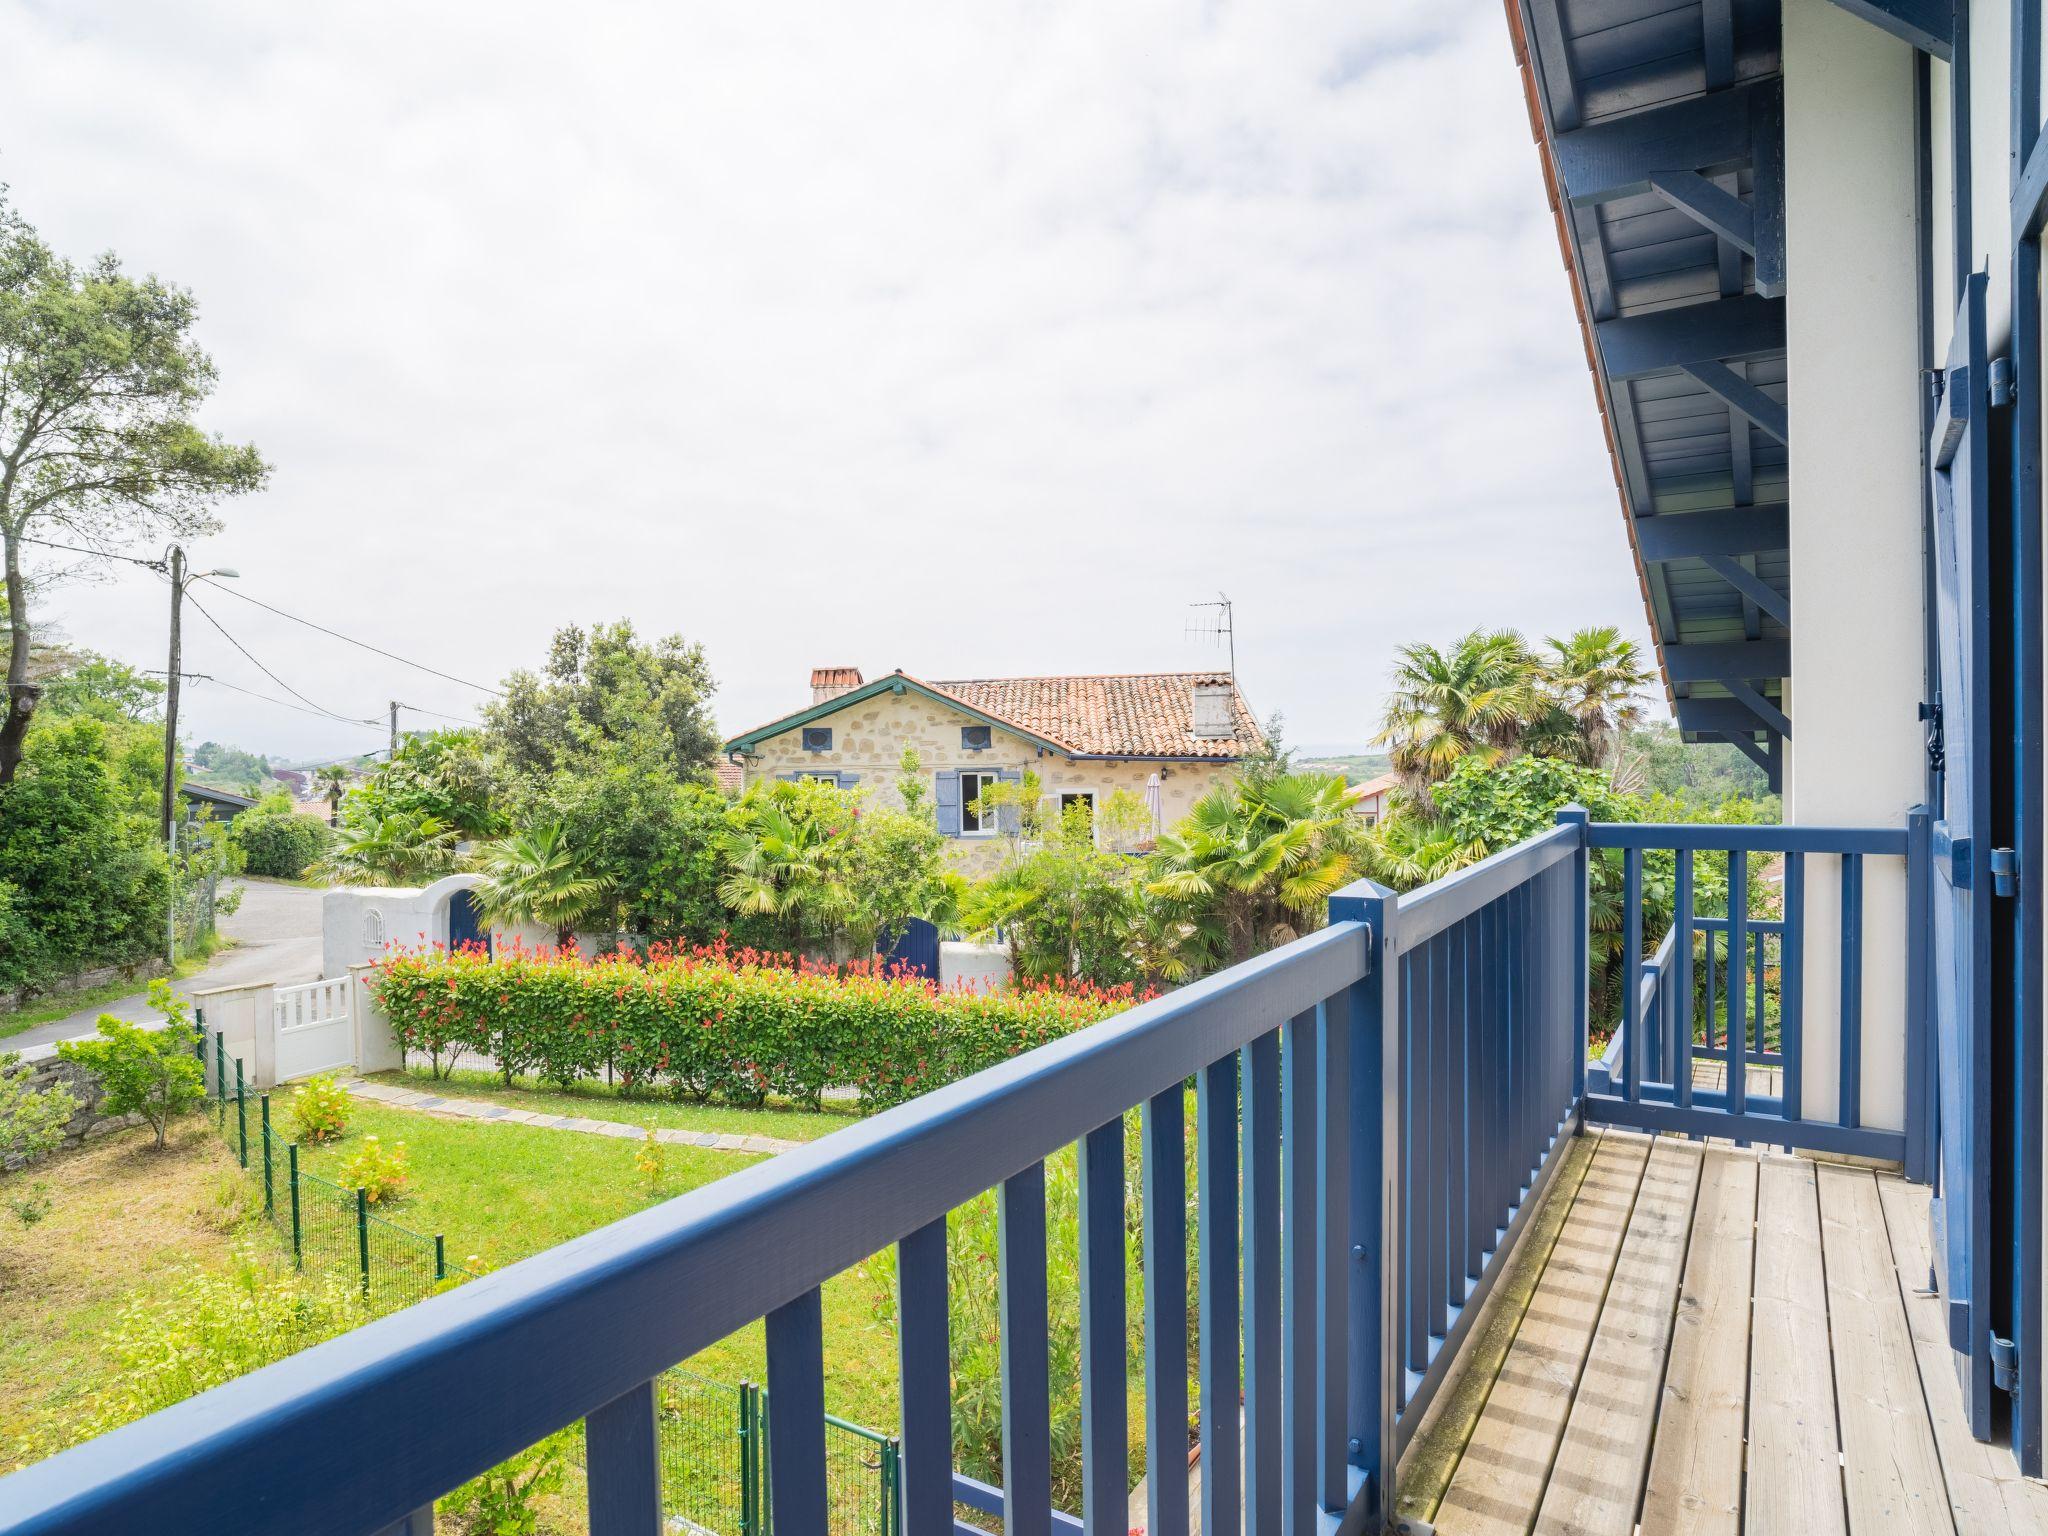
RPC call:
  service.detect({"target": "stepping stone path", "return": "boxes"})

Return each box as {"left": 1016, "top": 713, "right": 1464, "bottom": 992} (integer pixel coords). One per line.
{"left": 342, "top": 1078, "right": 806, "bottom": 1155}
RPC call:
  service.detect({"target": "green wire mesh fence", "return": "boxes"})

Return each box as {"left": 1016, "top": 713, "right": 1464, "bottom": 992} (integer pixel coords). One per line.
{"left": 197, "top": 1026, "right": 900, "bottom": 1536}
{"left": 195, "top": 1024, "right": 474, "bottom": 1309}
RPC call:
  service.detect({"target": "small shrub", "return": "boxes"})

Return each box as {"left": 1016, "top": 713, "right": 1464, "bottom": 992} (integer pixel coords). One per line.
{"left": 56, "top": 981, "right": 203, "bottom": 1150}
{"left": 1, "top": 1050, "right": 78, "bottom": 1169}
{"left": 634, "top": 1124, "right": 666, "bottom": 1196}
{"left": 339, "top": 1134, "right": 410, "bottom": 1203}
{"left": 7, "top": 1180, "right": 52, "bottom": 1228}
{"left": 288, "top": 1073, "right": 351, "bottom": 1143}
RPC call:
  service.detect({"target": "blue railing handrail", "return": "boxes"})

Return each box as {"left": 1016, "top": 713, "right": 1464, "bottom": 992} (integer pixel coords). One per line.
{"left": 1392, "top": 821, "right": 1580, "bottom": 954}
{"left": 1586, "top": 821, "right": 1907, "bottom": 854}
{"left": 0, "top": 922, "right": 1371, "bottom": 1536}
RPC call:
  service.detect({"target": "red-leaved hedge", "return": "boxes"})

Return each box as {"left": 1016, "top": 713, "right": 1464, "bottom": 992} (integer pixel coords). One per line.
{"left": 370, "top": 940, "right": 1147, "bottom": 1112}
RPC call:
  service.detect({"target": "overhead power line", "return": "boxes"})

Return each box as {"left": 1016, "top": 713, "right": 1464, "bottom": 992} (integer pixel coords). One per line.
{"left": 154, "top": 671, "right": 387, "bottom": 733}
{"left": 18, "top": 534, "right": 167, "bottom": 569}
{"left": 180, "top": 588, "right": 382, "bottom": 728}
{"left": 194, "top": 578, "right": 505, "bottom": 697}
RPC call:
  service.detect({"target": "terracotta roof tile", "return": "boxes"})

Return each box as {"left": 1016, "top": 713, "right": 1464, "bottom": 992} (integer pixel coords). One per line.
{"left": 926, "top": 672, "right": 1262, "bottom": 759}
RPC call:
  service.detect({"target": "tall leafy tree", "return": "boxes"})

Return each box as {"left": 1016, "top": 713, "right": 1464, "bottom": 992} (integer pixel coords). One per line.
{"left": 1372, "top": 628, "right": 1541, "bottom": 797}
{"left": 0, "top": 193, "right": 267, "bottom": 782}
{"left": 485, "top": 621, "right": 719, "bottom": 785}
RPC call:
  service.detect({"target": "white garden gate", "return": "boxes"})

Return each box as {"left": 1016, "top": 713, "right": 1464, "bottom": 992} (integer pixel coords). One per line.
{"left": 273, "top": 975, "right": 354, "bottom": 1082}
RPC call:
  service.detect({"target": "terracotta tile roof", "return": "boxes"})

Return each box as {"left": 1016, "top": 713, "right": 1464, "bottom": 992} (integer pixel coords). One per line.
{"left": 810, "top": 666, "right": 863, "bottom": 691}
{"left": 1345, "top": 771, "right": 1401, "bottom": 802}
{"left": 926, "top": 672, "right": 1262, "bottom": 760}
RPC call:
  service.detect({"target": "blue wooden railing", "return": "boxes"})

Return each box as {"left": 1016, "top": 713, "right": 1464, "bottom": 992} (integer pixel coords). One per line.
{"left": 1577, "top": 809, "right": 1933, "bottom": 1178}
{"left": 0, "top": 810, "right": 1921, "bottom": 1536}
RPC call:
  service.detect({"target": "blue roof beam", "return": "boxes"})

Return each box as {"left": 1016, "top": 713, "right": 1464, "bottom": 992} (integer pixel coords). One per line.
{"left": 1702, "top": 554, "right": 1792, "bottom": 627}
{"left": 1721, "top": 677, "right": 1792, "bottom": 739}
{"left": 1820, "top": 0, "right": 1953, "bottom": 60}
{"left": 1675, "top": 697, "right": 1786, "bottom": 736}
{"left": 1651, "top": 172, "right": 1757, "bottom": 255}
{"left": 1524, "top": 0, "right": 1582, "bottom": 132}
{"left": 1595, "top": 295, "right": 1786, "bottom": 381}
{"left": 1552, "top": 84, "right": 1786, "bottom": 299}
{"left": 1633, "top": 504, "right": 1790, "bottom": 560}
{"left": 1679, "top": 359, "right": 1788, "bottom": 444}
{"left": 1663, "top": 639, "right": 1789, "bottom": 682}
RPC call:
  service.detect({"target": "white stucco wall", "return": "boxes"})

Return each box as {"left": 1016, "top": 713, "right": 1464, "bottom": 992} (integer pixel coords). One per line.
{"left": 1782, "top": 0, "right": 1925, "bottom": 1130}
{"left": 322, "top": 875, "right": 563, "bottom": 978}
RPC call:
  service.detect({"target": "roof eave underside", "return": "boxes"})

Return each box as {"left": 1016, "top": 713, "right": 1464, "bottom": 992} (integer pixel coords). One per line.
{"left": 1507, "top": 0, "right": 1792, "bottom": 777}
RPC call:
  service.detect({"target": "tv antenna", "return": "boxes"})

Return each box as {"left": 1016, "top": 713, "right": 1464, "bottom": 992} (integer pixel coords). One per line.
{"left": 1186, "top": 592, "right": 1236, "bottom": 677}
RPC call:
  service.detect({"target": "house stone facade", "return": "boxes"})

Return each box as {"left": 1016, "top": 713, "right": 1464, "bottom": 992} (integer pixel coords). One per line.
{"left": 724, "top": 668, "right": 1261, "bottom": 872}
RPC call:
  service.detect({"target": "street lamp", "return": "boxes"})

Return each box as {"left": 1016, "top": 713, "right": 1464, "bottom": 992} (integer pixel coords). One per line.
{"left": 160, "top": 547, "right": 239, "bottom": 965}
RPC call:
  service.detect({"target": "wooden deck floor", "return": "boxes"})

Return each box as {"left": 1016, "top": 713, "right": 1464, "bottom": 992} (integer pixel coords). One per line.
{"left": 1398, "top": 1129, "right": 2048, "bottom": 1536}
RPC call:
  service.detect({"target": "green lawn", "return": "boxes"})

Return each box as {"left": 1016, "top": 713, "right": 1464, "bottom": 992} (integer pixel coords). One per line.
{"left": 372, "top": 1066, "right": 863, "bottom": 1144}
{"left": 293, "top": 1100, "right": 903, "bottom": 1432}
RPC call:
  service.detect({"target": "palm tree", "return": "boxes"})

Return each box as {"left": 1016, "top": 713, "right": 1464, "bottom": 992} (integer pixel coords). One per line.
{"left": 473, "top": 823, "right": 613, "bottom": 947}
{"left": 314, "top": 807, "right": 463, "bottom": 886}
{"left": 1538, "top": 626, "right": 1652, "bottom": 768}
{"left": 1146, "top": 770, "right": 1359, "bottom": 978}
{"left": 1357, "top": 805, "right": 1488, "bottom": 890}
{"left": 314, "top": 765, "right": 350, "bottom": 826}
{"left": 718, "top": 782, "right": 852, "bottom": 951}
{"left": 1372, "top": 629, "right": 1542, "bottom": 797}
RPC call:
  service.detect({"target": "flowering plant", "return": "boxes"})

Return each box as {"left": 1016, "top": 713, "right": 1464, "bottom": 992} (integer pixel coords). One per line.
{"left": 372, "top": 938, "right": 1147, "bottom": 1112}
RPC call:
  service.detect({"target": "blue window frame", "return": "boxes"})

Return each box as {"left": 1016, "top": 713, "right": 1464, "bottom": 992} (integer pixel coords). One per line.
{"left": 961, "top": 725, "right": 992, "bottom": 751}
{"left": 801, "top": 727, "right": 832, "bottom": 753}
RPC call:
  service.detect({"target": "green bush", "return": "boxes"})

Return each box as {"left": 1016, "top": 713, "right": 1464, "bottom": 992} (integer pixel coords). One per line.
{"left": 56, "top": 981, "right": 204, "bottom": 1149}
{"left": 0, "top": 719, "right": 169, "bottom": 995}
{"left": 288, "top": 1073, "right": 352, "bottom": 1142}
{"left": 234, "top": 810, "right": 334, "bottom": 879}
{"left": 371, "top": 943, "right": 1144, "bottom": 1112}
{"left": 1, "top": 1050, "right": 78, "bottom": 1169}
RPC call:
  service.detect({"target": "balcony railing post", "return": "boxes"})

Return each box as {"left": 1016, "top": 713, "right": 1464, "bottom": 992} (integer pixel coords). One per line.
{"left": 1556, "top": 807, "right": 1591, "bottom": 1109}
{"left": 1906, "top": 804, "right": 1934, "bottom": 1182}
{"left": 1328, "top": 879, "right": 1399, "bottom": 1530}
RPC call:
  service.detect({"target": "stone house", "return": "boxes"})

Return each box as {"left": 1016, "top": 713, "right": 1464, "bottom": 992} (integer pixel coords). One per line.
{"left": 721, "top": 667, "right": 1263, "bottom": 869}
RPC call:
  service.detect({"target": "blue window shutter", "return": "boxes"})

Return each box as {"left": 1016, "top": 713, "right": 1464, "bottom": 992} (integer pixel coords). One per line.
{"left": 839, "top": 773, "right": 860, "bottom": 788}
{"left": 935, "top": 771, "right": 962, "bottom": 836}
{"left": 995, "top": 768, "right": 1023, "bottom": 835}
{"left": 778, "top": 772, "right": 804, "bottom": 783}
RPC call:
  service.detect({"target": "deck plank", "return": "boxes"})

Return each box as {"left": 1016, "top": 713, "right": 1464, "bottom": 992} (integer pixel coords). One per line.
{"left": 1817, "top": 1165, "right": 1955, "bottom": 1536}
{"left": 1876, "top": 1176, "right": 2048, "bottom": 1536}
{"left": 1639, "top": 1147, "right": 1758, "bottom": 1536}
{"left": 1533, "top": 1137, "right": 1704, "bottom": 1536}
{"left": 1747, "top": 1155, "right": 1847, "bottom": 1536}
{"left": 1432, "top": 1132, "right": 1652, "bottom": 1536}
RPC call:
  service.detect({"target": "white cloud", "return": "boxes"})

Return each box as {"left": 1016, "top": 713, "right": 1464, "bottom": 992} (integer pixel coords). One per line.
{"left": 2, "top": 0, "right": 1648, "bottom": 760}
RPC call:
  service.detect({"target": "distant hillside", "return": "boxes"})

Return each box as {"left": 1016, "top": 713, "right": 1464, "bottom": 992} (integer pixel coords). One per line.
{"left": 1297, "top": 752, "right": 1392, "bottom": 785}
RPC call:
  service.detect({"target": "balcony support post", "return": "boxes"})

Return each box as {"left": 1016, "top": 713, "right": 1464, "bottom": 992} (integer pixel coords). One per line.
{"left": 1329, "top": 879, "right": 1400, "bottom": 1531}
{"left": 1557, "top": 807, "right": 1592, "bottom": 1115}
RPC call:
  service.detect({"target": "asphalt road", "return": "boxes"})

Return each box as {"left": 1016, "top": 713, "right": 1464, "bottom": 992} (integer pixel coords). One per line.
{"left": 5, "top": 879, "right": 327, "bottom": 1051}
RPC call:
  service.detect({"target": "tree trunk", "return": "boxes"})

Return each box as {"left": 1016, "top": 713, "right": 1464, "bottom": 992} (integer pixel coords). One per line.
{"left": 0, "top": 528, "right": 38, "bottom": 785}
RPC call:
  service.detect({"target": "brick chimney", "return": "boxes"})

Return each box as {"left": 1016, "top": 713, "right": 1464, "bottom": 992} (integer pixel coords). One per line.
{"left": 1190, "top": 679, "right": 1237, "bottom": 740}
{"left": 811, "top": 667, "right": 864, "bottom": 704}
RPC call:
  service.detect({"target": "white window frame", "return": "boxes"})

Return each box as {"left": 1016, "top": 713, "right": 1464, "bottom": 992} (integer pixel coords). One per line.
{"left": 959, "top": 770, "right": 1000, "bottom": 836}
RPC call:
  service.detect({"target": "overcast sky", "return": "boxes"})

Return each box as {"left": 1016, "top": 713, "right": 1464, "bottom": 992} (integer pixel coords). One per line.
{"left": 4, "top": 0, "right": 1650, "bottom": 762}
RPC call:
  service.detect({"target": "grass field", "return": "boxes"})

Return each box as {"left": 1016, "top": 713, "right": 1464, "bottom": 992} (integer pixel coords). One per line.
{"left": 0, "top": 1119, "right": 261, "bottom": 1465}
{"left": 373, "top": 1066, "right": 862, "bottom": 1144}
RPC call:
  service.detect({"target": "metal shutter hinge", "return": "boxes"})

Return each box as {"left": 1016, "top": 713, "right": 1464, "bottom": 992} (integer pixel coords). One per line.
{"left": 1991, "top": 356, "right": 2018, "bottom": 406}
{"left": 1993, "top": 1334, "right": 2020, "bottom": 1392}
{"left": 1991, "top": 846, "right": 2019, "bottom": 898}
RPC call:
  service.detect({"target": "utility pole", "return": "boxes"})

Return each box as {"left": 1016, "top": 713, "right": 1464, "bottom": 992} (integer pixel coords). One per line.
{"left": 160, "top": 546, "right": 186, "bottom": 843}
{"left": 390, "top": 700, "right": 400, "bottom": 757}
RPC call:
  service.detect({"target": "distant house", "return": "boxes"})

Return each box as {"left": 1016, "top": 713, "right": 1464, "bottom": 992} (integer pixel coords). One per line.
{"left": 1345, "top": 771, "right": 1400, "bottom": 826}
{"left": 179, "top": 783, "right": 256, "bottom": 823}
{"left": 722, "top": 667, "right": 1262, "bottom": 866}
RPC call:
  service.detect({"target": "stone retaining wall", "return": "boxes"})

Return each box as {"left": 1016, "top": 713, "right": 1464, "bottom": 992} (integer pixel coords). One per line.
{"left": 2, "top": 1050, "right": 142, "bottom": 1170}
